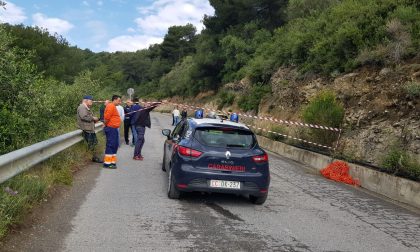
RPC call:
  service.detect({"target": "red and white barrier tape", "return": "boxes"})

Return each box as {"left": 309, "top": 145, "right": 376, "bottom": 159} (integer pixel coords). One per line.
{"left": 93, "top": 100, "right": 159, "bottom": 105}
{"left": 245, "top": 124, "right": 333, "bottom": 150}
{"left": 95, "top": 99, "right": 339, "bottom": 149}
{"left": 163, "top": 102, "right": 341, "bottom": 132}
{"left": 158, "top": 101, "right": 336, "bottom": 150}
{"left": 124, "top": 102, "right": 162, "bottom": 116}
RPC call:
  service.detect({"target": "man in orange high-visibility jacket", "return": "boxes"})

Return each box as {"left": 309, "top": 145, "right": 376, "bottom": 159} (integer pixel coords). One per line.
{"left": 103, "top": 95, "right": 122, "bottom": 168}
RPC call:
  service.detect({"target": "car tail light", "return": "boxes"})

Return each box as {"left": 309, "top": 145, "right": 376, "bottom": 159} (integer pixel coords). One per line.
{"left": 178, "top": 146, "right": 203, "bottom": 158}
{"left": 252, "top": 153, "right": 268, "bottom": 163}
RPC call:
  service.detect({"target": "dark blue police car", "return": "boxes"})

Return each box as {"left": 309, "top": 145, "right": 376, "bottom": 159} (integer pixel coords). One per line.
{"left": 161, "top": 117, "right": 270, "bottom": 204}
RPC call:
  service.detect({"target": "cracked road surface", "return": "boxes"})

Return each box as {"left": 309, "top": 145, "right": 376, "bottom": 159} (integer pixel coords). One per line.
{"left": 1, "top": 113, "right": 420, "bottom": 252}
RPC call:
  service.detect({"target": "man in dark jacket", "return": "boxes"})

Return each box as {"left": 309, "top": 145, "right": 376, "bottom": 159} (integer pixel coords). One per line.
{"left": 130, "top": 97, "right": 142, "bottom": 146}
{"left": 181, "top": 108, "right": 188, "bottom": 119}
{"left": 123, "top": 99, "right": 133, "bottom": 145}
{"left": 133, "top": 101, "right": 161, "bottom": 160}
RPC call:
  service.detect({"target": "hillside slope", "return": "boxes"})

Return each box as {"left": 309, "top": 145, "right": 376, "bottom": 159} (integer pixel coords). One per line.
{"left": 172, "top": 62, "right": 419, "bottom": 173}
{"left": 263, "top": 63, "right": 420, "bottom": 165}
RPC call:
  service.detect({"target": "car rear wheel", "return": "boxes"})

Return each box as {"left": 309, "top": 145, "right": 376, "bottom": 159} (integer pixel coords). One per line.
{"left": 162, "top": 146, "right": 166, "bottom": 172}
{"left": 161, "top": 153, "right": 166, "bottom": 172}
{"left": 249, "top": 194, "right": 267, "bottom": 205}
{"left": 167, "top": 168, "right": 180, "bottom": 199}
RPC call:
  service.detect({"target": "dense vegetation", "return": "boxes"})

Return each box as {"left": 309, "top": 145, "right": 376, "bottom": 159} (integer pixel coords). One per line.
{"left": 0, "top": 0, "right": 419, "bottom": 154}
{"left": 138, "top": 0, "right": 419, "bottom": 98}
{"left": 0, "top": 25, "right": 100, "bottom": 154}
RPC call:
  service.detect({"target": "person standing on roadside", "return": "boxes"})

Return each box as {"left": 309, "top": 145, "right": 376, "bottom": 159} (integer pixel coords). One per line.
{"left": 103, "top": 95, "right": 121, "bottom": 169}
{"left": 172, "top": 106, "right": 180, "bottom": 126}
{"left": 171, "top": 106, "right": 175, "bottom": 125}
{"left": 133, "top": 101, "right": 161, "bottom": 160}
{"left": 181, "top": 108, "right": 188, "bottom": 120}
{"left": 77, "top": 95, "right": 102, "bottom": 163}
{"left": 130, "top": 97, "right": 142, "bottom": 147}
{"left": 124, "top": 100, "right": 133, "bottom": 145}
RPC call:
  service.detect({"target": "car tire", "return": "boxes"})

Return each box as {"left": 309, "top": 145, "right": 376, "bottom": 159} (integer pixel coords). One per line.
{"left": 249, "top": 194, "right": 267, "bottom": 205}
{"left": 161, "top": 151, "right": 166, "bottom": 172}
{"left": 167, "top": 168, "right": 180, "bottom": 199}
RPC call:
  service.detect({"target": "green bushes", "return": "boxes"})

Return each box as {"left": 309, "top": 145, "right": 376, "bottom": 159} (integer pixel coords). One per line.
{"left": 301, "top": 91, "right": 344, "bottom": 145}
{"left": 287, "top": 0, "right": 340, "bottom": 20}
{"left": 217, "top": 91, "right": 235, "bottom": 110}
{"left": 238, "top": 85, "right": 271, "bottom": 112}
{"left": 302, "top": 91, "right": 344, "bottom": 127}
{"left": 244, "top": 0, "right": 420, "bottom": 80}
{"left": 0, "top": 26, "right": 101, "bottom": 155}
{"left": 155, "top": 56, "right": 196, "bottom": 98}
{"left": 381, "top": 147, "right": 420, "bottom": 181}
{"left": 404, "top": 81, "right": 420, "bottom": 98}
{"left": 268, "top": 125, "right": 287, "bottom": 142}
{"left": 357, "top": 14, "right": 418, "bottom": 66}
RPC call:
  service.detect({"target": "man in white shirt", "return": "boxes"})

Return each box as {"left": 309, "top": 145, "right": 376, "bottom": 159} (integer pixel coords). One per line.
{"left": 172, "top": 106, "right": 180, "bottom": 126}
{"left": 116, "top": 103, "right": 125, "bottom": 146}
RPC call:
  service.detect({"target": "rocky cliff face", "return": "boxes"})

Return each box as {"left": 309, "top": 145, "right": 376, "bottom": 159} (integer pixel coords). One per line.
{"left": 260, "top": 64, "right": 420, "bottom": 165}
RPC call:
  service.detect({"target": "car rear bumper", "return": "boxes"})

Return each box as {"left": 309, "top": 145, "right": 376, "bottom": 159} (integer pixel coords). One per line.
{"left": 173, "top": 164, "right": 270, "bottom": 196}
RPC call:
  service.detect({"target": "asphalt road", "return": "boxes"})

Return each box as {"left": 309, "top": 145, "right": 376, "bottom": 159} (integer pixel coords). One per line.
{"left": 2, "top": 113, "right": 420, "bottom": 252}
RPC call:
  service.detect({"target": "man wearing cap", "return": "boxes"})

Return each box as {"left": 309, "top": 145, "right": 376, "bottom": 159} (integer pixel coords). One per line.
{"left": 77, "top": 95, "right": 102, "bottom": 163}
{"left": 103, "top": 95, "right": 122, "bottom": 168}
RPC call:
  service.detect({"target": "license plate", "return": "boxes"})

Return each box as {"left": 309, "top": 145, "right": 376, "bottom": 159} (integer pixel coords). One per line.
{"left": 209, "top": 180, "right": 241, "bottom": 189}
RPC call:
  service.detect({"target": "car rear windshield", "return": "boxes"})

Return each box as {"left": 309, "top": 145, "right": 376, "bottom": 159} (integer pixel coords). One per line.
{"left": 194, "top": 127, "right": 255, "bottom": 149}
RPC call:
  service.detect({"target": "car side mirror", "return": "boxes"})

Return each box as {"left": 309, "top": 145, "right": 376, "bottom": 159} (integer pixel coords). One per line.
{"left": 162, "top": 129, "right": 172, "bottom": 139}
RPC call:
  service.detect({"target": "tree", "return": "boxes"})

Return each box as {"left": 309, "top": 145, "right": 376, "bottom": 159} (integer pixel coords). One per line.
{"left": 160, "top": 24, "right": 197, "bottom": 63}
{"left": 204, "top": 0, "right": 288, "bottom": 33}
{"left": 287, "top": 0, "right": 340, "bottom": 20}
{"left": 2, "top": 24, "right": 87, "bottom": 83}
{"left": 190, "top": 33, "right": 225, "bottom": 92}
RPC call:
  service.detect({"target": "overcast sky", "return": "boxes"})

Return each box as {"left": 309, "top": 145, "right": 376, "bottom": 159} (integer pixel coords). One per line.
{"left": 0, "top": 0, "right": 214, "bottom": 52}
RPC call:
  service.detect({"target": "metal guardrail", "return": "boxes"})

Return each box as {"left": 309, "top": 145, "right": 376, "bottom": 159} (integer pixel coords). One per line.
{"left": 0, "top": 123, "right": 103, "bottom": 184}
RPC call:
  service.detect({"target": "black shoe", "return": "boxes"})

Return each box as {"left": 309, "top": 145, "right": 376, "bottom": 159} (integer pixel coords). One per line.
{"left": 92, "top": 157, "right": 103, "bottom": 163}
{"left": 125, "top": 141, "right": 129, "bottom": 145}
{"left": 103, "top": 164, "right": 117, "bottom": 169}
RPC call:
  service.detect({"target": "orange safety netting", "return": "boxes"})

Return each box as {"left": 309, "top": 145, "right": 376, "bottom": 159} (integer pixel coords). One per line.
{"left": 320, "top": 161, "right": 360, "bottom": 186}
